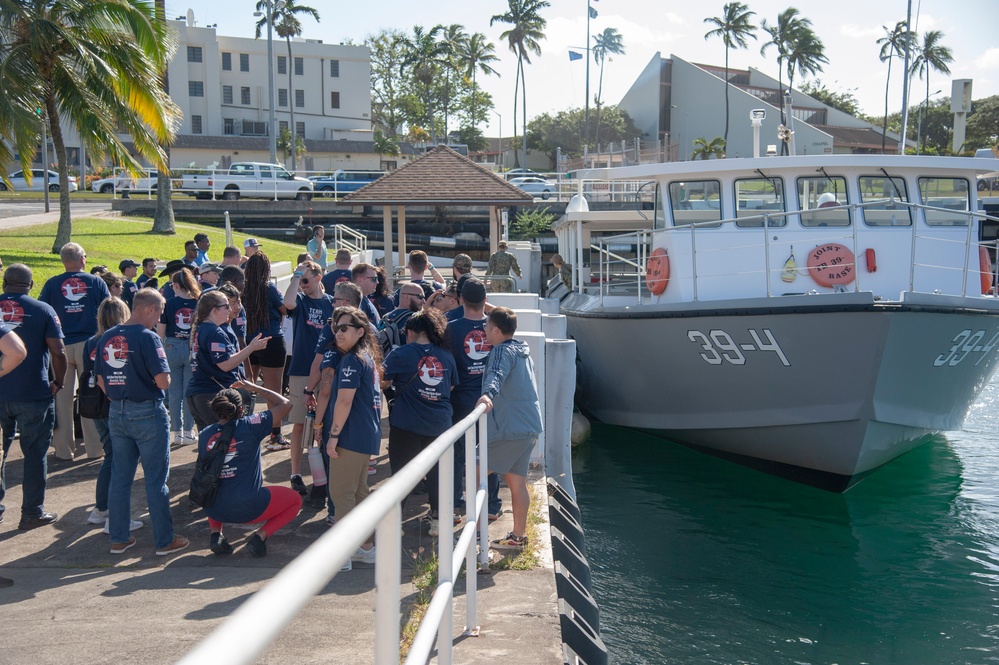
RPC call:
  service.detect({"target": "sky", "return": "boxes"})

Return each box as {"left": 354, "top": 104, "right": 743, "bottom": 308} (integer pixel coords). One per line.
{"left": 164, "top": 0, "right": 999, "bottom": 136}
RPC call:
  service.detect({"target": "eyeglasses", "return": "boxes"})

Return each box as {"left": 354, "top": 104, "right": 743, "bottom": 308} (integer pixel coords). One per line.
{"left": 300, "top": 277, "right": 310, "bottom": 285}
{"left": 404, "top": 292, "right": 425, "bottom": 300}
{"left": 213, "top": 303, "right": 231, "bottom": 311}
{"left": 366, "top": 275, "right": 379, "bottom": 282}
{"left": 333, "top": 323, "right": 362, "bottom": 333}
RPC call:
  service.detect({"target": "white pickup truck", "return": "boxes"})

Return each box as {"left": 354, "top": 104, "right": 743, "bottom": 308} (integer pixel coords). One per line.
{"left": 176, "top": 162, "right": 314, "bottom": 201}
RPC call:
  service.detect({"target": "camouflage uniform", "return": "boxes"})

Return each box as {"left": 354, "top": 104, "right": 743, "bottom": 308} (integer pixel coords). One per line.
{"left": 487, "top": 250, "right": 522, "bottom": 292}
{"left": 558, "top": 263, "right": 572, "bottom": 289}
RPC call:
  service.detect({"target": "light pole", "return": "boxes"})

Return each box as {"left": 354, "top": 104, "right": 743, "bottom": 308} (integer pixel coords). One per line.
{"left": 494, "top": 111, "right": 503, "bottom": 170}
{"left": 255, "top": 1, "right": 279, "bottom": 164}
{"left": 584, "top": 0, "right": 598, "bottom": 165}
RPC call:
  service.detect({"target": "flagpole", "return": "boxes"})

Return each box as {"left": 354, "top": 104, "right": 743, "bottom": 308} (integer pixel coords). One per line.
{"left": 898, "top": 0, "right": 913, "bottom": 154}
{"left": 584, "top": 0, "right": 592, "bottom": 166}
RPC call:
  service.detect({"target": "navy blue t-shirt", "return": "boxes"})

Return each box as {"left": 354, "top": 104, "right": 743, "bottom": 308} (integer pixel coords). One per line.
{"left": 446, "top": 305, "right": 465, "bottom": 322}
{"left": 246, "top": 283, "right": 284, "bottom": 340}
{"left": 231, "top": 306, "right": 247, "bottom": 344}
{"left": 187, "top": 321, "right": 240, "bottom": 396}
{"left": 161, "top": 282, "right": 175, "bottom": 302}
{"left": 122, "top": 280, "right": 138, "bottom": 309}
{"left": 94, "top": 324, "right": 170, "bottom": 402}
{"left": 370, "top": 293, "right": 395, "bottom": 318}
{"left": 392, "top": 278, "right": 443, "bottom": 307}
{"left": 446, "top": 316, "right": 492, "bottom": 411}
{"left": 321, "top": 269, "right": 352, "bottom": 295}
{"left": 199, "top": 410, "right": 273, "bottom": 524}
{"left": 38, "top": 271, "right": 110, "bottom": 344}
{"left": 325, "top": 352, "right": 381, "bottom": 455}
{"left": 289, "top": 292, "right": 334, "bottom": 376}
{"left": 160, "top": 295, "right": 198, "bottom": 340}
{"left": 0, "top": 294, "right": 63, "bottom": 402}
{"left": 383, "top": 343, "right": 458, "bottom": 437}
{"left": 359, "top": 295, "right": 381, "bottom": 327}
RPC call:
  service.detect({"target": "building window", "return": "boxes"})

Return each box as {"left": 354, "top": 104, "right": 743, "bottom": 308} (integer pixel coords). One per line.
{"left": 296, "top": 121, "right": 305, "bottom": 138}
{"left": 222, "top": 85, "right": 233, "bottom": 105}
{"left": 221, "top": 52, "right": 231, "bottom": 70}
{"left": 294, "top": 57, "right": 304, "bottom": 75}
{"left": 187, "top": 46, "right": 203, "bottom": 63}
{"left": 239, "top": 53, "right": 249, "bottom": 72}
{"left": 223, "top": 118, "right": 235, "bottom": 135}
{"left": 279, "top": 120, "right": 289, "bottom": 133}
{"left": 241, "top": 86, "right": 250, "bottom": 105}
{"left": 189, "top": 81, "right": 204, "bottom": 97}
{"left": 295, "top": 90, "right": 305, "bottom": 108}
{"left": 278, "top": 89, "right": 287, "bottom": 107}
{"left": 277, "top": 56, "right": 286, "bottom": 75}
{"left": 330, "top": 60, "right": 340, "bottom": 77}
{"left": 191, "top": 115, "right": 203, "bottom": 134}
{"left": 330, "top": 91, "right": 340, "bottom": 109}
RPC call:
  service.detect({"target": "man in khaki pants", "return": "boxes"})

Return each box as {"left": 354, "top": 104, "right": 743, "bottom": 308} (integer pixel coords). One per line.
{"left": 38, "top": 243, "right": 110, "bottom": 460}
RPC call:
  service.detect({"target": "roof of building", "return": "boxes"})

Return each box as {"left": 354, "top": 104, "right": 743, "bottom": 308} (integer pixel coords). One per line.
{"left": 813, "top": 125, "right": 899, "bottom": 152}
{"left": 342, "top": 145, "right": 534, "bottom": 206}
{"left": 170, "top": 135, "right": 419, "bottom": 155}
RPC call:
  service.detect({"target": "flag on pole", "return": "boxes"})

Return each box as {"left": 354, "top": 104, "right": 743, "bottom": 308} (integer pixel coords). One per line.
{"left": 569, "top": 50, "right": 583, "bottom": 61}
{"left": 589, "top": 6, "right": 598, "bottom": 18}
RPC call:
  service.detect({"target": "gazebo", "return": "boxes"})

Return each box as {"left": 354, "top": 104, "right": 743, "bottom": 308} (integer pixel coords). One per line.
{"left": 342, "top": 145, "right": 534, "bottom": 278}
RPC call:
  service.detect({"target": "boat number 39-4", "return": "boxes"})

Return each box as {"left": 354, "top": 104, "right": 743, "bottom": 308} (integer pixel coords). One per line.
{"left": 933, "top": 329, "right": 999, "bottom": 367}
{"left": 687, "top": 328, "right": 791, "bottom": 367}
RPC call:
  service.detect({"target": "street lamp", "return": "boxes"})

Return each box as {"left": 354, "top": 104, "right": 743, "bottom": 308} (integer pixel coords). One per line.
{"left": 494, "top": 111, "right": 503, "bottom": 170}
{"left": 584, "top": 0, "right": 598, "bottom": 165}
{"left": 254, "top": 0, "right": 282, "bottom": 164}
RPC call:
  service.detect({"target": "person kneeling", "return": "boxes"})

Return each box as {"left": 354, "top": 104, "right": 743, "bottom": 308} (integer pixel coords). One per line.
{"left": 198, "top": 381, "right": 300, "bottom": 557}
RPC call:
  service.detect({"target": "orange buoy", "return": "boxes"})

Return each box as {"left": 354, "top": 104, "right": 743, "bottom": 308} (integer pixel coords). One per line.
{"left": 807, "top": 243, "right": 856, "bottom": 287}
{"left": 979, "top": 245, "right": 993, "bottom": 295}
{"left": 646, "top": 247, "right": 670, "bottom": 295}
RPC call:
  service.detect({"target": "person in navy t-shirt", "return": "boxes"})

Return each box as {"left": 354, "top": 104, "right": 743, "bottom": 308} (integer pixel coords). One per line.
{"left": 0, "top": 263, "right": 66, "bottom": 530}
{"left": 157, "top": 267, "right": 201, "bottom": 443}
{"left": 118, "top": 259, "right": 140, "bottom": 310}
{"left": 243, "top": 252, "right": 288, "bottom": 447}
{"left": 39, "top": 242, "right": 109, "bottom": 461}
{"left": 198, "top": 381, "right": 300, "bottom": 557}
{"left": 320, "top": 248, "right": 354, "bottom": 295}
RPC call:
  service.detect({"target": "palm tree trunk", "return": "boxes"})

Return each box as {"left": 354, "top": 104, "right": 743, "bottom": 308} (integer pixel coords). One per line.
{"left": 512, "top": 57, "right": 521, "bottom": 168}
{"left": 152, "top": 0, "right": 175, "bottom": 234}
{"left": 881, "top": 53, "right": 892, "bottom": 154}
{"left": 723, "top": 46, "right": 730, "bottom": 151}
{"left": 46, "top": 96, "right": 73, "bottom": 253}
{"left": 521, "top": 60, "right": 527, "bottom": 171}
{"left": 922, "top": 76, "right": 930, "bottom": 154}
{"left": 594, "top": 59, "right": 605, "bottom": 151}
{"left": 287, "top": 37, "right": 296, "bottom": 171}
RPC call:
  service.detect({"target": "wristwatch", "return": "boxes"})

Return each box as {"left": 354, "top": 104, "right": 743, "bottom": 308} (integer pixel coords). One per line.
{"left": 303, "top": 388, "right": 314, "bottom": 396}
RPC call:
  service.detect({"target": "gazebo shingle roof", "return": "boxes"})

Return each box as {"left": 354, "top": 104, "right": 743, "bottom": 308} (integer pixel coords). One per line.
{"left": 342, "top": 145, "right": 534, "bottom": 206}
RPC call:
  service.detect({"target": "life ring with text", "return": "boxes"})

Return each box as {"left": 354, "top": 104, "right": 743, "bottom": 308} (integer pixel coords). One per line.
{"left": 646, "top": 247, "right": 670, "bottom": 295}
{"left": 806, "top": 243, "right": 856, "bottom": 287}
{"left": 979, "top": 245, "right": 993, "bottom": 295}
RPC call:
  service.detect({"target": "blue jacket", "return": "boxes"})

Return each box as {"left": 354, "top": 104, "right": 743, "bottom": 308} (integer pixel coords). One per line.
{"left": 481, "top": 339, "right": 543, "bottom": 440}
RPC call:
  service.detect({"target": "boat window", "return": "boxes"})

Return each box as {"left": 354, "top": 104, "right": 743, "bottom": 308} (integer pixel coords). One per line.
{"left": 668, "top": 180, "right": 722, "bottom": 228}
{"left": 734, "top": 177, "right": 786, "bottom": 227}
{"left": 654, "top": 183, "right": 666, "bottom": 229}
{"left": 797, "top": 176, "right": 851, "bottom": 227}
{"left": 918, "top": 177, "right": 971, "bottom": 226}
{"left": 859, "top": 176, "right": 913, "bottom": 227}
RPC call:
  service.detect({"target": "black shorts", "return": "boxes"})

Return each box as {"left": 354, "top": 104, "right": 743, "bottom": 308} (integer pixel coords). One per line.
{"left": 249, "top": 334, "right": 287, "bottom": 368}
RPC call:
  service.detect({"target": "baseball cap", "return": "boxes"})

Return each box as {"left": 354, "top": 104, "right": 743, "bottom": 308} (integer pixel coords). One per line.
{"left": 244, "top": 238, "right": 261, "bottom": 248}
{"left": 460, "top": 278, "right": 487, "bottom": 305}
{"left": 452, "top": 254, "right": 472, "bottom": 273}
{"left": 198, "top": 262, "right": 222, "bottom": 275}
{"left": 119, "top": 259, "right": 139, "bottom": 271}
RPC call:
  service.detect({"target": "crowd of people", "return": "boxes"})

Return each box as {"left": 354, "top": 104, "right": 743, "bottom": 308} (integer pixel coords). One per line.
{"left": 0, "top": 231, "right": 543, "bottom": 564}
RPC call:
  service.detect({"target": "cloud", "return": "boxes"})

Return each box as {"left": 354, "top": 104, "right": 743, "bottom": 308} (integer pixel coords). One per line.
{"left": 976, "top": 48, "right": 999, "bottom": 70}
{"left": 841, "top": 23, "right": 884, "bottom": 40}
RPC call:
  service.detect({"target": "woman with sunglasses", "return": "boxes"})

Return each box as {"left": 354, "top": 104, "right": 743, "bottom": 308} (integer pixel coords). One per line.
{"left": 369, "top": 267, "right": 395, "bottom": 318}
{"left": 186, "top": 291, "right": 269, "bottom": 431}
{"left": 313, "top": 306, "right": 383, "bottom": 569}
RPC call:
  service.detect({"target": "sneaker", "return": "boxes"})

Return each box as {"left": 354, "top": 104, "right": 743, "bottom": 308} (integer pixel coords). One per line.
{"left": 155, "top": 535, "right": 190, "bottom": 556}
{"left": 427, "top": 518, "right": 440, "bottom": 537}
{"left": 306, "top": 486, "right": 327, "bottom": 510}
{"left": 181, "top": 430, "right": 198, "bottom": 445}
{"left": 290, "top": 475, "right": 308, "bottom": 495}
{"left": 170, "top": 431, "right": 183, "bottom": 445}
{"left": 103, "top": 518, "right": 143, "bottom": 534}
{"left": 110, "top": 537, "right": 136, "bottom": 555}
{"left": 210, "top": 532, "right": 233, "bottom": 555}
{"left": 367, "top": 466, "right": 377, "bottom": 476}
{"left": 87, "top": 508, "right": 109, "bottom": 525}
{"left": 324, "top": 514, "right": 337, "bottom": 529}
{"left": 245, "top": 533, "right": 267, "bottom": 557}
{"left": 18, "top": 512, "right": 57, "bottom": 530}
{"left": 490, "top": 532, "right": 527, "bottom": 551}
{"left": 264, "top": 435, "right": 291, "bottom": 451}
{"left": 339, "top": 558, "right": 352, "bottom": 572}
{"left": 488, "top": 511, "right": 501, "bottom": 522}
{"left": 351, "top": 545, "right": 377, "bottom": 565}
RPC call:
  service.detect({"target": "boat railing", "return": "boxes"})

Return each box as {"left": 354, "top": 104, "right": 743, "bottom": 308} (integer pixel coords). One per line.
{"left": 176, "top": 407, "right": 491, "bottom": 665}
{"left": 590, "top": 199, "right": 996, "bottom": 305}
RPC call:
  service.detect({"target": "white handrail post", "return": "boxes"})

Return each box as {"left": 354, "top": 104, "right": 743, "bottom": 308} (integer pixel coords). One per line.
{"left": 763, "top": 215, "right": 772, "bottom": 298}
{"left": 478, "top": 414, "right": 489, "bottom": 571}
{"left": 908, "top": 199, "right": 917, "bottom": 293}
{"left": 962, "top": 208, "right": 975, "bottom": 297}
{"left": 464, "top": 428, "right": 479, "bottom": 636}
{"left": 690, "top": 223, "right": 699, "bottom": 302}
{"left": 437, "top": 444, "right": 455, "bottom": 665}
{"left": 211, "top": 168, "right": 217, "bottom": 201}
{"left": 374, "top": 503, "right": 402, "bottom": 665}
{"left": 851, "top": 205, "right": 861, "bottom": 293}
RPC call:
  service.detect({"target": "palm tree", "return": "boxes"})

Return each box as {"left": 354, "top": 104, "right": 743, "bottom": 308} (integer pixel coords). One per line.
{"left": 461, "top": 32, "right": 500, "bottom": 129}
{"left": 691, "top": 136, "right": 727, "bottom": 160}
{"left": 704, "top": 3, "right": 757, "bottom": 150}
{"left": 760, "top": 8, "right": 822, "bottom": 155}
{"left": 911, "top": 30, "right": 953, "bottom": 154}
{"left": 592, "top": 28, "right": 626, "bottom": 150}
{"left": 0, "top": 0, "right": 180, "bottom": 252}
{"left": 255, "top": 0, "right": 320, "bottom": 173}
{"left": 785, "top": 25, "right": 826, "bottom": 94}
{"left": 402, "top": 25, "right": 447, "bottom": 140}
{"left": 877, "top": 21, "right": 911, "bottom": 153}
{"left": 153, "top": 0, "right": 176, "bottom": 234}
{"left": 436, "top": 24, "right": 468, "bottom": 141}
{"left": 491, "top": 0, "right": 550, "bottom": 169}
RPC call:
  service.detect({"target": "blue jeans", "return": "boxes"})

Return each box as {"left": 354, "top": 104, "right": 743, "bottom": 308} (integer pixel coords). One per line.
{"left": 93, "top": 418, "right": 113, "bottom": 512}
{"left": 164, "top": 337, "right": 193, "bottom": 432}
{"left": 0, "top": 399, "right": 55, "bottom": 518}
{"left": 108, "top": 399, "right": 174, "bottom": 547}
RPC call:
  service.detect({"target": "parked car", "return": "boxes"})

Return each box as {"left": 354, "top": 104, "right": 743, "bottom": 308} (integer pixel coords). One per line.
{"left": 0, "top": 169, "right": 79, "bottom": 193}
{"left": 510, "top": 176, "right": 555, "bottom": 200}
{"left": 177, "top": 162, "right": 313, "bottom": 201}
{"left": 975, "top": 148, "right": 999, "bottom": 192}
{"left": 309, "top": 170, "right": 385, "bottom": 198}
{"left": 503, "top": 168, "right": 541, "bottom": 181}
{"left": 91, "top": 170, "right": 161, "bottom": 194}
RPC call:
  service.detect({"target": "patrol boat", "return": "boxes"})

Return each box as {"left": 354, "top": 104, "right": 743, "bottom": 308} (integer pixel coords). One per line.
{"left": 554, "top": 154, "right": 999, "bottom": 490}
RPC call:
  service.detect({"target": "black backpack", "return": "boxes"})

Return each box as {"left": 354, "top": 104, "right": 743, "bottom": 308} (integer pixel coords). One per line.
{"left": 188, "top": 420, "right": 238, "bottom": 509}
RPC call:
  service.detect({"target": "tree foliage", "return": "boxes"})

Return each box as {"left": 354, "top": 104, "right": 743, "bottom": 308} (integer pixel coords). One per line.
{"left": 527, "top": 106, "right": 643, "bottom": 169}
{"left": 799, "top": 79, "right": 860, "bottom": 116}
{"left": 691, "top": 136, "right": 727, "bottom": 160}
{"left": 511, "top": 206, "right": 555, "bottom": 240}
{"left": 704, "top": 2, "right": 757, "bottom": 148}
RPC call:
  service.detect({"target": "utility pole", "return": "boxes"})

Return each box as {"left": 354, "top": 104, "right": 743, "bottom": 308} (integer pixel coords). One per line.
{"left": 898, "top": 0, "right": 914, "bottom": 154}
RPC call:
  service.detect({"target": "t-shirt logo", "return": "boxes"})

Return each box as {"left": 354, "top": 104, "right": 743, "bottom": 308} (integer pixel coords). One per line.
{"left": 206, "top": 432, "right": 237, "bottom": 462}
{"left": 62, "top": 277, "right": 89, "bottom": 302}
{"left": 464, "top": 330, "right": 491, "bottom": 360}
{"left": 417, "top": 356, "right": 445, "bottom": 387}
{"left": 175, "top": 307, "right": 194, "bottom": 329}
{"left": 0, "top": 301, "right": 24, "bottom": 328}
{"left": 103, "top": 335, "right": 129, "bottom": 369}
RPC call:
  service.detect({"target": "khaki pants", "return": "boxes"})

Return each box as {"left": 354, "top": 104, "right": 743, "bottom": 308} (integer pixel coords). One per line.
{"left": 327, "top": 447, "right": 370, "bottom": 520}
{"left": 52, "top": 340, "right": 101, "bottom": 460}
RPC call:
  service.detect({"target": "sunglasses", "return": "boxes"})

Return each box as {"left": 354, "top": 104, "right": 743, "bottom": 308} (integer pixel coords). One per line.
{"left": 300, "top": 277, "right": 311, "bottom": 285}
{"left": 213, "top": 303, "right": 231, "bottom": 311}
{"left": 333, "top": 323, "right": 362, "bottom": 333}
{"left": 404, "top": 292, "right": 425, "bottom": 300}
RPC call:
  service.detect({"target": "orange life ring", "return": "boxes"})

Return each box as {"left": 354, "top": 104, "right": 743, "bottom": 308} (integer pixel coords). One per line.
{"left": 646, "top": 247, "right": 670, "bottom": 295}
{"left": 807, "top": 243, "right": 856, "bottom": 287}
{"left": 979, "top": 245, "right": 993, "bottom": 295}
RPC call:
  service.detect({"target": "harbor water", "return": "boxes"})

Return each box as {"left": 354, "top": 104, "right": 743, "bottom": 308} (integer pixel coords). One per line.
{"left": 574, "top": 373, "right": 999, "bottom": 664}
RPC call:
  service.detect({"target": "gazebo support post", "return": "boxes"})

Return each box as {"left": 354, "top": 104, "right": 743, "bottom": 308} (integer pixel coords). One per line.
{"left": 398, "top": 207, "right": 408, "bottom": 270}
{"left": 382, "top": 204, "right": 394, "bottom": 283}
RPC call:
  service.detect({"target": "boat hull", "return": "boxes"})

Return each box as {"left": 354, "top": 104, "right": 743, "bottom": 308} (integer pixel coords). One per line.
{"left": 567, "top": 297, "right": 999, "bottom": 487}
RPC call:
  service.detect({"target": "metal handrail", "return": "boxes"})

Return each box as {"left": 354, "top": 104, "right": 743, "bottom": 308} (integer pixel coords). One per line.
{"left": 333, "top": 224, "right": 368, "bottom": 253}
{"left": 177, "top": 406, "right": 490, "bottom": 665}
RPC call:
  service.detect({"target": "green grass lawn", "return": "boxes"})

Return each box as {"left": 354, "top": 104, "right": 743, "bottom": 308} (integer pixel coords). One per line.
{"left": 0, "top": 217, "right": 306, "bottom": 296}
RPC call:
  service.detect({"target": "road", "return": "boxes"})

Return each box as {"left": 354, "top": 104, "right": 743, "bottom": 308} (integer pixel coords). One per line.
{"left": 0, "top": 200, "right": 110, "bottom": 219}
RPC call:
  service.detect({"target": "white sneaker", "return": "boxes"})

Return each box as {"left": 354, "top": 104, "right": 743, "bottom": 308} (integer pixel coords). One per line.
{"left": 87, "top": 508, "right": 108, "bottom": 525}
{"left": 171, "top": 431, "right": 183, "bottom": 445}
{"left": 339, "top": 559, "right": 352, "bottom": 572}
{"left": 351, "top": 545, "right": 377, "bottom": 565}
{"left": 182, "top": 430, "right": 198, "bottom": 445}
{"left": 103, "top": 518, "right": 144, "bottom": 534}
{"left": 427, "top": 518, "right": 439, "bottom": 537}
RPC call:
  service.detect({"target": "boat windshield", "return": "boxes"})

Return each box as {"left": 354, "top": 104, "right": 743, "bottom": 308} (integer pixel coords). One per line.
{"left": 919, "top": 177, "right": 971, "bottom": 226}
{"left": 798, "top": 175, "right": 850, "bottom": 227}
{"left": 859, "top": 176, "right": 912, "bottom": 226}
{"left": 668, "top": 180, "right": 721, "bottom": 228}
